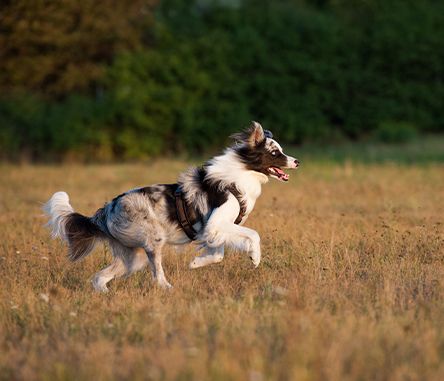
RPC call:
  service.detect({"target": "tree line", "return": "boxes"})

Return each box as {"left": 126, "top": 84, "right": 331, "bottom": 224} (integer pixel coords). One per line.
{"left": 1, "top": 0, "right": 443, "bottom": 160}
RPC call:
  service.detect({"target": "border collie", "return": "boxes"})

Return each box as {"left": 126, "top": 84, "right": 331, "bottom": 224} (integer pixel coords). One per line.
{"left": 44, "top": 122, "right": 299, "bottom": 291}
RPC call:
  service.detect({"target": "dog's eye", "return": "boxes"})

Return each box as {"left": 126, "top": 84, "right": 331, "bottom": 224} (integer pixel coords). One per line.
{"left": 271, "top": 150, "right": 278, "bottom": 156}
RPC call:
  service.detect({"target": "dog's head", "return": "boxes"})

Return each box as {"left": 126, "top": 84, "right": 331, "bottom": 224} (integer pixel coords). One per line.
{"left": 232, "top": 121, "right": 299, "bottom": 182}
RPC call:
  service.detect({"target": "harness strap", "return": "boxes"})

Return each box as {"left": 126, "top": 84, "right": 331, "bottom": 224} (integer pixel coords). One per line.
{"left": 227, "top": 185, "right": 247, "bottom": 225}
{"left": 175, "top": 185, "right": 246, "bottom": 241}
{"left": 175, "top": 189, "right": 200, "bottom": 240}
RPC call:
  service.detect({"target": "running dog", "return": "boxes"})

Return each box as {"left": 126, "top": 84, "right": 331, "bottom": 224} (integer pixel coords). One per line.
{"left": 44, "top": 122, "right": 299, "bottom": 291}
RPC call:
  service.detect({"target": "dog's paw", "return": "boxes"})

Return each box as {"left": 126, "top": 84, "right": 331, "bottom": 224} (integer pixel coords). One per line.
{"left": 250, "top": 253, "right": 261, "bottom": 268}
{"left": 189, "top": 257, "right": 203, "bottom": 269}
{"left": 158, "top": 280, "right": 173, "bottom": 290}
{"left": 189, "top": 255, "right": 224, "bottom": 269}
{"left": 91, "top": 277, "right": 109, "bottom": 293}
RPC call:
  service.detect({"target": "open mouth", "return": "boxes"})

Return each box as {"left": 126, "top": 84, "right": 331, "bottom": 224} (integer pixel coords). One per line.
{"left": 268, "top": 167, "right": 289, "bottom": 182}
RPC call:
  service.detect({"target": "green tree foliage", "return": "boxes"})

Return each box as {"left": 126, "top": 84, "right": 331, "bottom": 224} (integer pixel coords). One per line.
{"left": 0, "top": 0, "right": 443, "bottom": 160}
{"left": 0, "top": 0, "right": 157, "bottom": 96}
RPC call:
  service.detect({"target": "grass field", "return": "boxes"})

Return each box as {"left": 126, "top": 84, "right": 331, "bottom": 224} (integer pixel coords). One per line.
{"left": 0, "top": 152, "right": 443, "bottom": 380}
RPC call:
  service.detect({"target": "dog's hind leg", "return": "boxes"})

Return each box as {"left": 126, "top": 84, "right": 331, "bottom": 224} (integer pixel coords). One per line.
{"left": 189, "top": 245, "right": 224, "bottom": 269}
{"left": 144, "top": 240, "right": 172, "bottom": 289}
{"left": 92, "top": 256, "right": 127, "bottom": 292}
{"left": 92, "top": 242, "right": 148, "bottom": 292}
{"left": 123, "top": 248, "right": 149, "bottom": 275}
{"left": 106, "top": 193, "right": 170, "bottom": 289}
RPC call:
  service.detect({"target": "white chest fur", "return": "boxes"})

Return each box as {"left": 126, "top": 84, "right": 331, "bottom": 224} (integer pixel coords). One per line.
{"left": 206, "top": 149, "right": 269, "bottom": 223}
{"left": 236, "top": 171, "right": 267, "bottom": 220}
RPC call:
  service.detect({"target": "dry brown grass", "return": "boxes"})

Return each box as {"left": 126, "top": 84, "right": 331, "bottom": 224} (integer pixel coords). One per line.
{"left": 0, "top": 161, "right": 443, "bottom": 381}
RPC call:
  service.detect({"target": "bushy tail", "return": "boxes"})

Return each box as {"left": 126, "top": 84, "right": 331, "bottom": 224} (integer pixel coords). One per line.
{"left": 43, "top": 191, "right": 105, "bottom": 262}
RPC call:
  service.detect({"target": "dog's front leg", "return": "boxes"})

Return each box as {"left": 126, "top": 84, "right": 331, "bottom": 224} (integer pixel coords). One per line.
{"left": 203, "top": 195, "right": 261, "bottom": 267}
{"left": 209, "top": 223, "right": 261, "bottom": 267}
{"left": 189, "top": 245, "right": 224, "bottom": 269}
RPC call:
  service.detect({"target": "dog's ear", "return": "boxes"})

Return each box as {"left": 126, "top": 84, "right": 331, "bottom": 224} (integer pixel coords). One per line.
{"left": 248, "top": 121, "right": 265, "bottom": 147}
{"left": 230, "top": 121, "right": 266, "bottom": 147}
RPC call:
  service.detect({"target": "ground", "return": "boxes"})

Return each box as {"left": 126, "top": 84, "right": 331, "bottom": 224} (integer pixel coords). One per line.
{"left": 0, "top": 153, "right": 443, "bottom": 380}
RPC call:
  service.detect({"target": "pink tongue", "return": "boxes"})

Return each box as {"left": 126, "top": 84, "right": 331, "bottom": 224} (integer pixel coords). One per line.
{"left": 274, "top": 167, "right": 285, "bottom": 175}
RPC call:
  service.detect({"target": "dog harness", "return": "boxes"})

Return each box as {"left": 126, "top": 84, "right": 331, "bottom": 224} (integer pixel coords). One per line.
{"left": 175, "top": 185, "right": 246, "bottom": 241}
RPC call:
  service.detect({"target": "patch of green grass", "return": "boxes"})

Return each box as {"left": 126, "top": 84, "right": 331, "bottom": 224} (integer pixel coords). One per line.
{"left": 291, "top": 134, "right": 444, "bottom": 164}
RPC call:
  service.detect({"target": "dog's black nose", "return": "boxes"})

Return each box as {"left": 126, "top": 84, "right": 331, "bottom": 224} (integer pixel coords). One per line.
{"left": 294, "top": 159, "right": 300, "bottom": 167}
